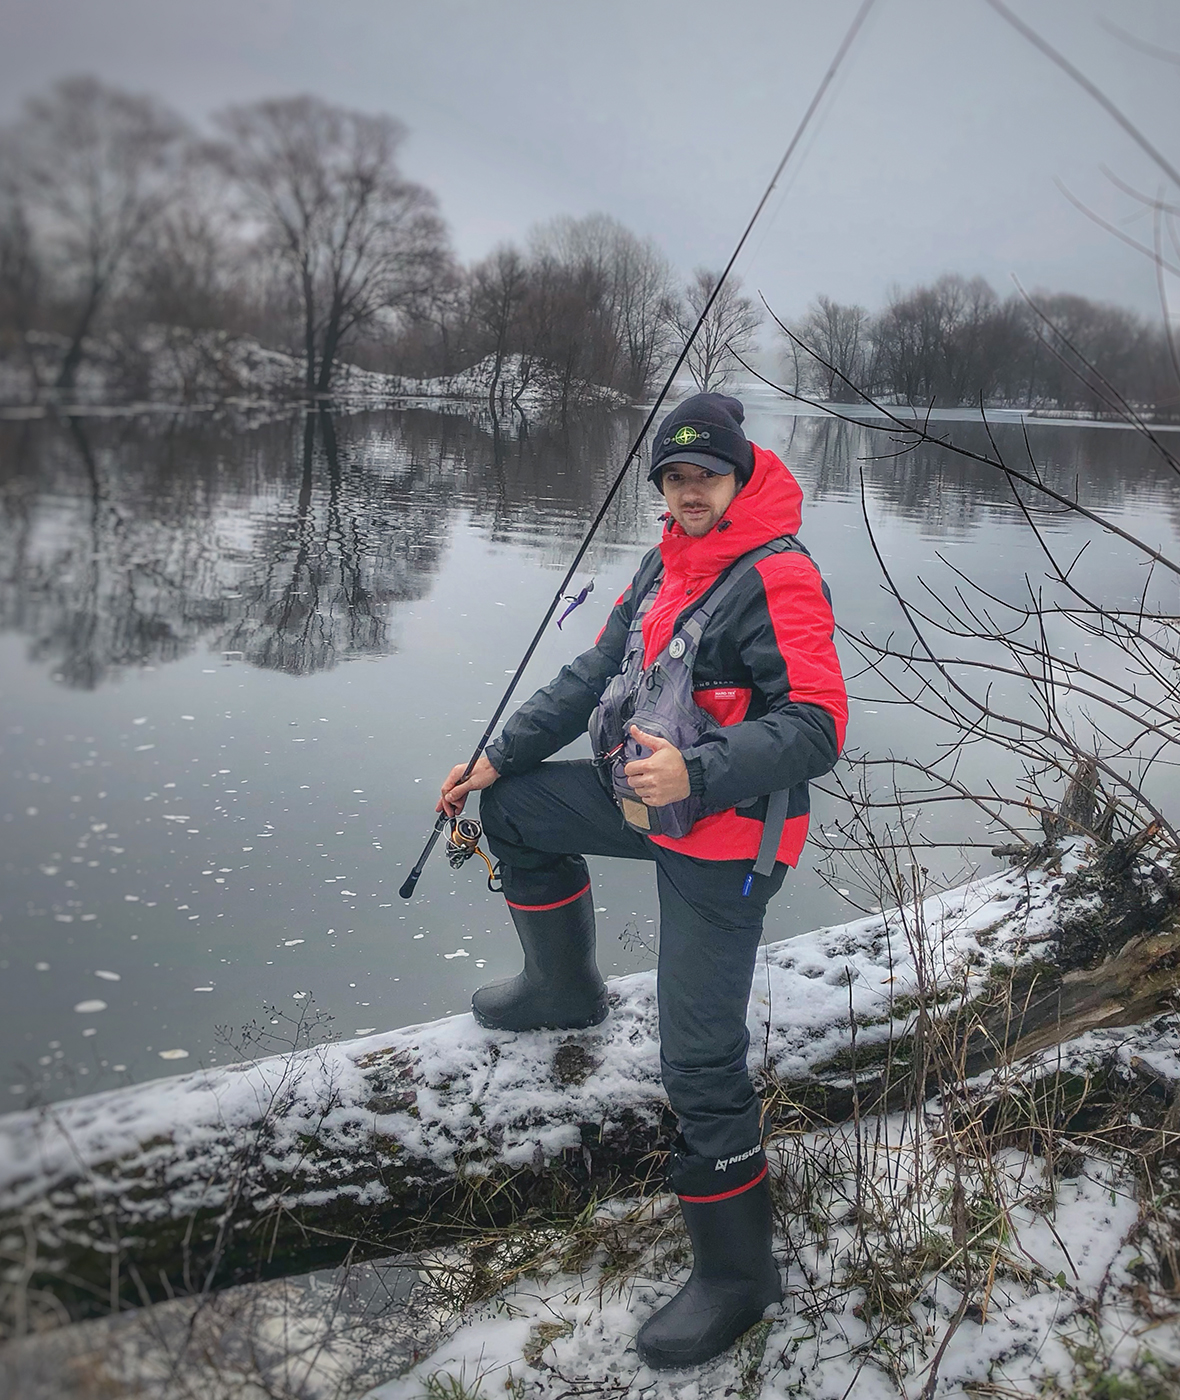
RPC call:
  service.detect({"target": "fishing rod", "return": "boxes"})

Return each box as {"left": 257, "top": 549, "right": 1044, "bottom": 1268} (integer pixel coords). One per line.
{"left": 400, "top": 0, "right": 877, "bottom": 901}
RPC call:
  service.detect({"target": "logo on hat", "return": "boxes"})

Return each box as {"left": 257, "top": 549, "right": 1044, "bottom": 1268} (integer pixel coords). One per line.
{"left": 672, "top": 425, "right": 699, "bottom": 446}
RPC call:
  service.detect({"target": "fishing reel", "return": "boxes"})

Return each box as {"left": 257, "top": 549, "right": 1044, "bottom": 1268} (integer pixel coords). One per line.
{"left": 445, "top": 816, "right": 501, "bottom": 891}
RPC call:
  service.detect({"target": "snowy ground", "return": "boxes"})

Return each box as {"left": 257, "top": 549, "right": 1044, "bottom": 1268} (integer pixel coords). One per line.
{"left": 0, "top": 854, "right": 1088, "bottom": 1210}
{"left": 370, "top": 1061, "right": 1180, "bottom": 1400}
{"left": 3, "top": 847, "right": 1178, "bottom": 1398}
{"left": 5, "top": 1065, "right": 1178, "bottom": 1399}
{"left": 0, "top": 330, "right": 624, "bottom": 415}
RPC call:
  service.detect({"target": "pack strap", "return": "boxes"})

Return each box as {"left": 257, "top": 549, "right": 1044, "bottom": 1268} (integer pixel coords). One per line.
{"left": 683, "top": 539, "right": 804, "bottom": 880}
{"left": 622, "top": 563, "right": 664, "bottom": 656}
{"left": 628, "top": 535, "right": 806, "bottom": 876}
{"left": 753, "top": 787, "right": 791, "bottom": 876}
{"left": 678, "top": 536, "right": 805, "bottom": 654}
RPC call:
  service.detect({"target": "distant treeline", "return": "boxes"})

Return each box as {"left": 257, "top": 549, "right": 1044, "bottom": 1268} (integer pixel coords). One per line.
{"left": 788, "top": 279, "right": 1178, "bottom": 415}
{"left": 0, "top": 76, "right": 1171, "bottom": 415}
{"left": 0, "top": 76, "right": 760, "bottom": 407}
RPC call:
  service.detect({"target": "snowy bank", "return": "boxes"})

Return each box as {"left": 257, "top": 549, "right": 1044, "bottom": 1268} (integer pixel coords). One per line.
{"left": 1, "top": 841, "right": 1177, "bottom": 1327}
{"left": 371, "top": 1029, "right": 1180, "bottom": 1400}
{"left": 0, "top": 330, "right": 626, "bottom": 413}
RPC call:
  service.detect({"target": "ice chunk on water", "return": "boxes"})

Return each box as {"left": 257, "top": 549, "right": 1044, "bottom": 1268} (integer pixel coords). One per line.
{"left": 94, "top": 970, "right": 120, "bottom": 981}
{"left": 158, "top": 1048, "right": 189, "bottom": 1060}
{"left": 73, "top": 1000, "right": 107, "bottom": 1014}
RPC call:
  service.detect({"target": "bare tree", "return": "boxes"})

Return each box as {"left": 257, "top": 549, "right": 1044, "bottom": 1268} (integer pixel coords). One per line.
{"left": 0, "top": 140, "right": 41, "bottom": 386}
{"left": 673, "top": 267, "right": 762, "bottom": 393}
{"left": 610, "top": 225, "right": 679, "bottom": 397}
{"left": 469, "top": 244, "right": 529, "bottom": 413}
{"left": 780, "top": 277, "right": 1167, "bottom": 413}
{"left": 869, "top": 276, "right": 958, "bottom": 405}
{"left": 406, "top": 261, "right": 468, "bottom": 376}
{"left": 868, "top": 274, "right": 1025, "bottom": 407}
{"left": 790, "top": 295, "right": 870, "bottom": 401}
{"left": 1020, "top": 291, "right": 1158, "bottom": 414}
{"left": 131, "top": 160, "right": 249, "bottom": 335}
{"left": 9, "top": 76, "right": 187, "bottom": 391}
{"left": 528, "top": 215, "right": 617, "bottom": 393}
{"left": 210, "top": 96, "right": 448, "bottom": 397}
{"left": 530, "top": 213, "right": 677, "bottom": 397}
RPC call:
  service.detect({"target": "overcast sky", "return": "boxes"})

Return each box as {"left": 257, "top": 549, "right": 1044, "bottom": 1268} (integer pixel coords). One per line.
{"left": 3, "top": 0, "right": 1179, "bottom": 321}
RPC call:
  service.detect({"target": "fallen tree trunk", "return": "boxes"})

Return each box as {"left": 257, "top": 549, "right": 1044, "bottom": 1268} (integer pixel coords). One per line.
{"left": 2, "top": 840, "right": 1177, "bottom": 1327}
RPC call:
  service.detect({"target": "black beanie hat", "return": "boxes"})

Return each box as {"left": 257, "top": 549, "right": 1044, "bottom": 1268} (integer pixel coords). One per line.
{"left": 649, "top": 392, "right": 754, "bottom": 490}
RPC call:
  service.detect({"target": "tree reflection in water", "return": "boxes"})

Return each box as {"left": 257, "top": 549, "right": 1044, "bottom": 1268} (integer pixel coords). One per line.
{"left": 5, "top": 404, "right": 1170, "bottom": 689}
{"left": 219, "top": 413, "right": 446, "bottom": 675}
{"left": 0, "top": 411, "right": 447, "bottom": 684}
{"left": 0, "top": 404, "right": 645, "bottom": 687}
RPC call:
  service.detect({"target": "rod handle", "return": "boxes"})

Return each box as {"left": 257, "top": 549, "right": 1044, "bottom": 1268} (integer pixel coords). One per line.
{"left": 399, "top": 813, "right": 448, "bottom": 900}
{"left": 398, "top": 870, "right": 423, "bottom": 900}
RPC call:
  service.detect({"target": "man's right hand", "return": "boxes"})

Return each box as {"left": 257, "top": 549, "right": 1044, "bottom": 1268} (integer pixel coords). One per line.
{"left": 437, "top": 754, "right": 500, "bottom": 817}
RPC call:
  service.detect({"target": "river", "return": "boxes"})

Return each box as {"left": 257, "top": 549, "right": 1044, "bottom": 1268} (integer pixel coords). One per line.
{"left": 2, "top": 386, "right": 1177, "bottom": 1104}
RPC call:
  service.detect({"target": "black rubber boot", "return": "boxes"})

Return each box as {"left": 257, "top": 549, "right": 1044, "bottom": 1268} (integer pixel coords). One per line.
{"left": 636, "top": 1142, "right": 781, "bottom": 1370}
{"left": 471, "top": 887, "right": 608, "bottom": 1031}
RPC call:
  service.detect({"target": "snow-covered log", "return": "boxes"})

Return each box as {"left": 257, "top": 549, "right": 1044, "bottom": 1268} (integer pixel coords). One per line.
{"left": 2, "top": 842, "right": 1177, "bottom": 1323}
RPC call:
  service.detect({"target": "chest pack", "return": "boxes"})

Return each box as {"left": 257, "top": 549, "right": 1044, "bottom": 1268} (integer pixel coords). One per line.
{"left": 588, "top": 536, "right": 807, "bottom": 873}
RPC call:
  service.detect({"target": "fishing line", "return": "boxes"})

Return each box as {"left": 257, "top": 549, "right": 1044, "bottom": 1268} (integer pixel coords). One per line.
{"left": 750, "top": 111, "right": 846, "bottom": 273}
{"left": 741, "top": 11, "right": 880, "bottom": 283}
{"left": 400, "top": 0, "right": 879, "bottom": 901}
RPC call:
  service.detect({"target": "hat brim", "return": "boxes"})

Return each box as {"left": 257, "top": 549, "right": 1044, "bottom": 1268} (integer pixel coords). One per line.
{"left": 648, "top": 451, "right": 736, "bottom": 483}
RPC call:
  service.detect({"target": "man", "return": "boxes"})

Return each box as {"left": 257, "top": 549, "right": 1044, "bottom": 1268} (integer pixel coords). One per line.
{"left": 437, "top": 392, "right": 847, "bottom": 1369}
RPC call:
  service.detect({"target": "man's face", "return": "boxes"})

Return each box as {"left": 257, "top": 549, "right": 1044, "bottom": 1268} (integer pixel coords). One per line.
{"left": 660, "top": 462, "right": 739, "bottom": 537}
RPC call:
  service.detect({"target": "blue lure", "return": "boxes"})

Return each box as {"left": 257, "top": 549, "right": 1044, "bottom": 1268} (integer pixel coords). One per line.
{"left": 556, "top": 580, "right": 594, "bottom": 629}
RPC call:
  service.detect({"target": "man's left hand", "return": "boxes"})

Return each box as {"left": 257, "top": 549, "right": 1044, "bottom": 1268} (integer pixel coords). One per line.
{"left": 624, "top": 725, "right": 691, "bottom": 806}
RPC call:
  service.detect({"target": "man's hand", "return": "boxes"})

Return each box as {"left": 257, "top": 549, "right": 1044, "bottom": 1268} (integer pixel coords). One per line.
{"left": 437, "top": 754, "right": 500, "bottom": 817}
{"left": 624, "top": 725, "right": 690, "bottom": 807}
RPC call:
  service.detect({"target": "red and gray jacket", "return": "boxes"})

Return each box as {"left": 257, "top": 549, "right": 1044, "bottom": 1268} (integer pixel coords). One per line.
{"left": 484, "top": 444, "right": 848, "bottom": 867}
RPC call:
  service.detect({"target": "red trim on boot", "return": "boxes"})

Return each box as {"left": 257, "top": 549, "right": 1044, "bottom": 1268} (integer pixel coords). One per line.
{"left": 677, "top": 1162, "right": 768, "bottom": 1203}
{"left": 504, "top": 882, "right": 591, "bottom": 913}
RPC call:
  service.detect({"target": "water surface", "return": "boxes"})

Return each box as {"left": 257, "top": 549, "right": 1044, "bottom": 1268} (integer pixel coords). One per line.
{"left": 1, "top": 390, "right": 1176, "bottom": 1102}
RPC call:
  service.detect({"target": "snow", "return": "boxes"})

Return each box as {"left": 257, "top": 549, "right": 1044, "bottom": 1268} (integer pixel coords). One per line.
{"left": 0, "top": 850, "right": 1112, "bottom": 1213}
{"left": 0, "top": 330, "right": 626, "bottom": 414}
{"left": 368, "top": 1121, "right": 1173, "bottom": 1400}
{"left": 2, "top": 844, "right": 1178, "bottom": 1397}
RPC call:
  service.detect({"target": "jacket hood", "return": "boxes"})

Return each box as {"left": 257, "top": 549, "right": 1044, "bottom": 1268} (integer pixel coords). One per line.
{"left": 658, "top": 443, "right": 803, "bottom": 581}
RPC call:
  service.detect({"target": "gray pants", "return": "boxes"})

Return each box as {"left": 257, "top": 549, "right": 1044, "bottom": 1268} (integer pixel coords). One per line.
{"left": 479, "top": 761, "right": 786, "bottom": 1161}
